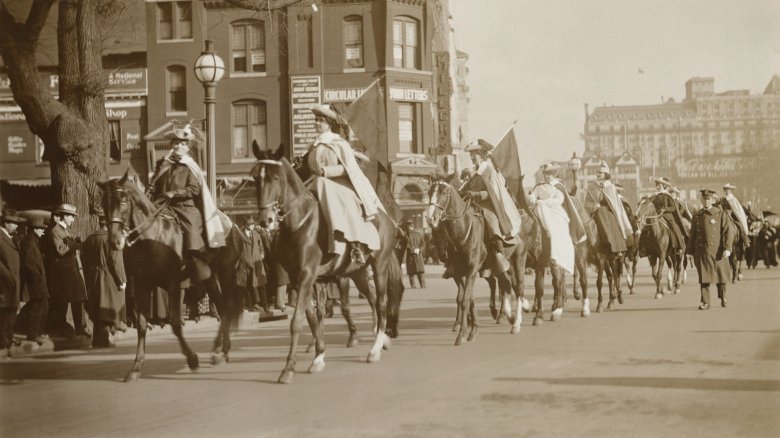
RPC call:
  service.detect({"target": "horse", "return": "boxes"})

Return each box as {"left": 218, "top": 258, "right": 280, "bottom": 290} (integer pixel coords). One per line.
{"left": 251, "top": 143, "right": 403, "bottom": 384}
{"left": 636, "top": 199, "right": 683, "bottom": 299}
{"left": 427, "top": 178, "right": 529, "bottom": 342}
{"left": 98, "top": 172, "right": 244, "bottom": 382}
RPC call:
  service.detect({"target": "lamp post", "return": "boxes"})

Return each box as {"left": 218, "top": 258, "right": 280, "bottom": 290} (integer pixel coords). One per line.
{"left": 193, "top": 40, "right": 225, "bottom": 198}
{"left": 568, "top": 151, "right": 582, "bottom": 194}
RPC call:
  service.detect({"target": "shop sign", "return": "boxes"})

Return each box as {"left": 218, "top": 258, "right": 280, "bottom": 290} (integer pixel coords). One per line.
{"left": 0, "top": 68, "right": 147, "bottom": 99}
{"left": 323, "top": 88, "right": 366, "bottom": 103}
{"left": 389, "top": 87, "right": 428, "bottom": 102}
{"left": 290, "top": 75, "right": 321, "bottom": 157}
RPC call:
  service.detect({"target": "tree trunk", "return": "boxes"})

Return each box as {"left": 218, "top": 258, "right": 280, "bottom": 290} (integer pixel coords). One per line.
{"left": 0, "top": 0, "right": 108, "bottom": 238}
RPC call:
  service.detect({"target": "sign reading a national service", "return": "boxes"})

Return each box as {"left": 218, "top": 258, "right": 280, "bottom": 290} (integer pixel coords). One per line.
{"left": 290, "top": 76, "right": 321, "bottom": 157}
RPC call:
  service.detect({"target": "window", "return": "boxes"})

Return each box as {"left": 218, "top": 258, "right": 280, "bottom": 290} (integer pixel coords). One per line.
{"left": 108, "top": 120, "right": 122, "bottom": 163}
{"left": 157, "top": 1, "right": 192, "bottom": 40}
{"left": 167, "top": 65, "right": 187, "bottom": 113}
{"left": 393, "top": 17, "right": 419, "bottom": 69}
{"left": 231, "top": 21, "right": 266, "bottom": 73}
{"left": 232, "top": 100, "right": 267, "bottom": 160}
{"left": 343, "top": 16, "right": 363, "bottom": 68}
{"left": 398, "top": 102, "right": 417, "bottom": 153}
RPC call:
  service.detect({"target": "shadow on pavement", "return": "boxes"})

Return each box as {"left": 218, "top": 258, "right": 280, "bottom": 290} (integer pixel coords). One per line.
{"left": 494, "top": 376, "right": 780, "bottom": 391}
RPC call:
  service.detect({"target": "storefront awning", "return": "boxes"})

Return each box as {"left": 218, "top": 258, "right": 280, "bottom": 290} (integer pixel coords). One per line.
{"left": 5, "top": 178, "right": 50, "bottom": 187}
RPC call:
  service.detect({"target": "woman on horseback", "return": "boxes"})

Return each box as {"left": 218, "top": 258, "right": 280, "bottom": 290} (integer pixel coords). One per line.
{"left": 651, "top": 177, "right": 688, "bottom": 255}
{"left": 307, "top": 104, "right": 384, "bottom": 265}
{"left": 593, "top": 161, "right": 633, "bottom": 254}
{"left": 460, "top": 139, "right": 523, "bottom": 274}
{"left": 148, "top": 125, "right": 226, "bottom": 282}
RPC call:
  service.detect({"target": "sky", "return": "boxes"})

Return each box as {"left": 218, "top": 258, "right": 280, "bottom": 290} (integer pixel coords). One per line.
{"left": 449, "top": 0, "right": 780, "bottom": 172}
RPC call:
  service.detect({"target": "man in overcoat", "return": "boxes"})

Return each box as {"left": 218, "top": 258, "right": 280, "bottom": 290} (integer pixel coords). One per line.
{"left": 43, "top": 204, "right": 90, "bottom": 337}
{"left": 687, "top": 189, "right": 734, "bottom": 309}
{"left": 403, "top": 220, "right": 426, "bottom": 288}
{"left": 82, "top": 214, "right": 126, "bottom": 348}
{"left": 0, "top": 213, "right": 24, "bottom": 356}
{"left": 237, "top": 216, "right": 267, "bottom": 312}
{"left": 19, "top": 216, "right": 49, "bottom": 344}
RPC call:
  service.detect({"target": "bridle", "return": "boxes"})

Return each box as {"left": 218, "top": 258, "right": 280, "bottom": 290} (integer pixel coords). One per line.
{"left": 105, "top": 184, "right": 170, "bottom": 247}
{"left": 255, "top": 159, "right": 314, "bottom": 229}
{"left": 429, "top": 181, "right": 471, "bottom": 223}
{"left": 637, "top": 199, "right": 665, "bottom": 229}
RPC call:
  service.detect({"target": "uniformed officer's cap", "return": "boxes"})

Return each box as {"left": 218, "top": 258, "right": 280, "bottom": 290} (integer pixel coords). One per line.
{"left": 699, "top": 189, "right": 717, "bottom": 198}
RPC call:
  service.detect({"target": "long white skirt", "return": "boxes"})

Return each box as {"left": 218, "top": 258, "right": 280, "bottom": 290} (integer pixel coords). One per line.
{"left": 314, "top": 177, "right": 380, "bottom": 255}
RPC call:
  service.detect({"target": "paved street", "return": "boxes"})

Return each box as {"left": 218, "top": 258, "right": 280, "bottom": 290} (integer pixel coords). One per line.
{"left": 1, "top": 262, "right": 779, "bottom": 438}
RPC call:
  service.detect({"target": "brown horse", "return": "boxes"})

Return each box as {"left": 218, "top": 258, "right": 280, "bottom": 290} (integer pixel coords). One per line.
{"left": 427, "top": 178, "right": 529, "bottom": 341}
{"left": 251, "top": 144, "right": 403, "bottom": 384}
{"left": 637, "top": 199, "right": 683, "bottom": 299}
{"left": 99, "top": 172, "right": 244, "bottom": 382}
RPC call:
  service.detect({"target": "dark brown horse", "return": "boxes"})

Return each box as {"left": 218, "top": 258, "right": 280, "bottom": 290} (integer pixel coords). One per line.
{"left": 637, "top": 198, "right": 683, "bottom": 299}
{"left": 99, "top": 172, "right": 244, "bottom": 382}
{"left": 251, "top": 144, "right": 403, "bottom": 384}
{"left": 427, "top": 178, "right": 529, "bottom": 341}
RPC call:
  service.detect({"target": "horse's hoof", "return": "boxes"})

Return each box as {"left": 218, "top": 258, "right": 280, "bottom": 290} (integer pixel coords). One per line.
{"left": 305, "top": 342, "right": 314, "bottom": 354}
{"left": 521, "top": 298, "right": 531, "bottom": 313}
{"left": 551, "top": 308, "right": 563, "bottom": 321}
{"left": 629, "top": 288, "right": 634, "bottom": 295}
{"left": 124, "top": 371, "right": 141, "bottom": 383}
{"left": 674, "top": 288, "right": 680, "bottom": 294}
{"left": 187, "top": 354, "right": 199, "bottom": 370}
{"left": 573, "top": 291, "right": 582, "bottom": 300}
{"left": 278, "top": 370, "right": 294, "bottom": 384}
{"left": 467, "top": 328, "right": 477, "bottom": 342}
{"left": 490, "top": 307, "right": 498, "bottom": 320}
{"left": 596, "top": 304, "right": 604, "bottom": 313}
{"left": 654, "top": 293, "right": 663, "bottom": 300}
{"left": 532, "top": 316, "right": 543, "bottom": 326}
{"left": 346, "top": 335, "right": 359, "bottom": 348}
{"left": 496, "top": 314, "right": 507, "bottom": 324}
{"left": 454, "top": 336, "right": 463, "bottom": 346}
{"left": 452, "top": 323, "right": 460, "bottom": 333}
{"left": 737, "top": 274, "right": 743, "bottom": 281}
{"left": 510, "top": 325, "right": 520, "bottom": 334}
{"left": 530, "top": 305, "right": 539, "bottom": 313}
{"left": 211, "top": 352, "right": 225, "bottom": 366}
{"left": 367, "top": 350, "right": 381, "bottom": 363}
{"left": 606, "top": 301, "right": 614, "bottom": 311}
{"left": 308, "top": 356, "right": 326, "bottom": 374}
{"left": 382, "top": 335, "right": 392, "bottom": 350}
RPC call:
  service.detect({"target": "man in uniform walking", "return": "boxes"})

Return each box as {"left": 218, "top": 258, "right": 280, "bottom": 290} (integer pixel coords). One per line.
{"left": 687, "top": 189, "right": 734, "bottom": 309}
{"left": 403, "top": 220, "right": 426, "bottom": 289}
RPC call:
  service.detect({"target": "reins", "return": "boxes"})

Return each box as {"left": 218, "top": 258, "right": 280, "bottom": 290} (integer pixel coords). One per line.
{"left": 256, "top": 160, "right": 316, "bottom": 229}
{"left": 126, "top": 198, "right": 172, "bottom": 247}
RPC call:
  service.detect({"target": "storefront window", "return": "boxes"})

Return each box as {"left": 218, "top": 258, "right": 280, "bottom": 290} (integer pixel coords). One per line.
{"left": 232, "top": 100, "right": 267, "bottom": 160}
{"left": 109, "top": 120, "right": 121, "bottom": 163}
{"left": 398, "top": 102, "right": 417, "bottom": 154}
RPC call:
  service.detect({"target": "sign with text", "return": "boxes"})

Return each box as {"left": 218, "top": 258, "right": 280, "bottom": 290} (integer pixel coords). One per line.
{"left": 324, "top": 88, "right": 366, "bottom": 103}
{"left": 389, "top": 87, "right": 428, "bottom": 102}
{"left": 434, "top": 52, "right": 452, "bottom": 155}
{"left": 290, "top": 75, "right": 321, "bottom": 157}
{"left": 0, "top": 68, "right": 147, "bottom": 99}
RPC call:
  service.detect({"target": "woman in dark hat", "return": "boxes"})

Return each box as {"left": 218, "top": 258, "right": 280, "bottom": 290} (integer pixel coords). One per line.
{"left": 307, "top": 104, "right": 384, "bottom": 265}
{"left": 652, "top": 177, "right": 688, "bottom": 254}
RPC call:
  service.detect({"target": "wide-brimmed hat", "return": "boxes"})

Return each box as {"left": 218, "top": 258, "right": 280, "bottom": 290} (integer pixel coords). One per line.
{"left": 722, "top": 182, "right": 736, "bottom": 190}
{"left": 54, "top": 203, "right": 78, "bottom": 216}
{"left": 464, "top": 139, "right": 494, "bottom": 154}
{"left": 670, "top": 186, "right": 681, "bottom": 195}
{"left": 243, "top": 216, "right": 256, "bottom": 226}
{"left": 1, "top": 213, "right": 26, "bottom": 224}
{"left": 654, "top": 177, "right": 671, "bottom": 187}
{"left": 28, "top": 216, "right": 47, "bottom": 228}
{"left": 541, "top": 161, "right": 562, "bottom": 174}
{"left": 597, "top": 161, "right": 610, "bottom": 174}
{"left": 163, "top": 124, "right": 196, "bottom": 142}
{"left": 310, "top": 104, "right": 344, "bottom": 125}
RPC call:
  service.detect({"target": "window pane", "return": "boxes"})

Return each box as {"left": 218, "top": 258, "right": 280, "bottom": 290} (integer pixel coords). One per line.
{"left": 251, "top": 51, "right": 266, "bottom": 72}
{"left": 233, "top": 126, "right": 248, "bottom": 159}
{"left": 398, "top": 103, "right": 415, "bottom": 153}
{"left": 251, "top": 23, "right": 265, "bottom": 49}
{"left": 178, "top": 1, "right": 192, "bottom": 38}
{"left": 253, "top": 103, "right": 267, "bottom": 124}
{"left": 393, "top": 21, "right": 402, "bottom": 44}
{"left": 158, "top": 3, "right": 173, "bottom": 39}
{"left": 167, "top": 66, "right": 186, "bottom": 112}
{"left": 344, "top": 17, "right": 363, "bottom": 68}
{"left": 233, "top": 53, "right": 247, "bottom": 72}
{"left": 251, "top": 125, "right": 267, "bottom": 151}
{"left": 232, "top": 25, "right": 246, "bottom": 50}
{"left": 233, "top": 104, "right": 247, "bottom": 126}
{"left": 405, "top": 46, "right": 416, "bottom": 69}
{"left": 393, "top": 45, "right": 403, "bottom": 68}
{"left": 109, "top": 120, "right": 121, "bottom": 163}
{"left": 405, "top": 22, "right": 417, "bottom": 46}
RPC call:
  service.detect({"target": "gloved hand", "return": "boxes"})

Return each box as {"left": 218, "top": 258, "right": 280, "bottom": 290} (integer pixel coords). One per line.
{"left": 163, "top": 191, "right": 176, "bottom": 200}
{"left": 723, "top": 250, "right": 731, "bottom": 258}
{"left": 413, "top": 248, "right": 420, "bottom": 255}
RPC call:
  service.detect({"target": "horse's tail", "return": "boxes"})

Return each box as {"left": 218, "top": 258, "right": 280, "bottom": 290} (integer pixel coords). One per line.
{"left": 385, "top": 249, "right": 405, "bottom": 339}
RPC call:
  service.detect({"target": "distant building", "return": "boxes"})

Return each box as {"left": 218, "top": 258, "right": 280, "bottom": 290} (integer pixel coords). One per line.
{"left": 584, "top": 76, "right": 780, "bottom": 208}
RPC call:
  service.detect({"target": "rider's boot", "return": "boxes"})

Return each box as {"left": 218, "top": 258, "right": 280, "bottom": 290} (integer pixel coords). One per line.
{"left": 492, "top": 237, "right": 510, "bottom": 275}
{"left": 187, "top": 250, "right": 212, "bottom": 282}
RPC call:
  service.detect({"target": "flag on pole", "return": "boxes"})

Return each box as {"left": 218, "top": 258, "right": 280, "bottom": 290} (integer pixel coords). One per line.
{"left": 490, "top": 122, "right": 523, "bottom": 198}
{"left": 343, "top": 79, "right": 387, "bottom": 169}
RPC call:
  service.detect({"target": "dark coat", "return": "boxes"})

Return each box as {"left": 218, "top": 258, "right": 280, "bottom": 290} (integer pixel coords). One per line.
{"left": 404, "top": 229, "right": 425, "bottom": 275}
{"left": 82, "top": 230, "right": 127, "bottom": 323}
{"left": 653, "top": 192, "right": 688, "bottom": 250}
{"left": 687, "top": 206, "right": 734, "bottom": 284}
{"left": 20, "top": 233, "right": 48, "bottom": 301}
{"left": 260, "top": 229, "right": 288, "bottom": 288}
{"left": 151, "top": 159, "right": 205, "bottom": 251}
{"left": 42, "top": 224, "right": 88, "bottom": 303}
{"left": 460, "top": 174, "right": 502, "bottom": 240}
{"left": 237, "top": 228, "right": 266, "bottom": 288}
{"left": 0, "top": 230, "right": 21, "bottom": 309}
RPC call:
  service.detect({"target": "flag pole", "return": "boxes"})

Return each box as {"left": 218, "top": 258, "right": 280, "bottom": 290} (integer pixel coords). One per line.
{"left": 493, "top": 119, "right": 518, "bottom": 145}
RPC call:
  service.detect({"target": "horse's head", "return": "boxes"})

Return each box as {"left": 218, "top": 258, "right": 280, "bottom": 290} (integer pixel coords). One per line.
{"left": 426, "top": 174, "right": 459, "bottom": 228}
{"left": 97, "top": 170, "right": 132, "bottom": 250}
{"left": 251, "top": 141, "right": 287, "bottom": 230}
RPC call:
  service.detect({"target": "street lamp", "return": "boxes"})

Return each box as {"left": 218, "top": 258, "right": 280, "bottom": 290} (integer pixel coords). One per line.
{"left": 568, "top": 151, "right": 582, "bottom": 194}
{"left": 193, "top": 39, "right": 225, "bottom": 198}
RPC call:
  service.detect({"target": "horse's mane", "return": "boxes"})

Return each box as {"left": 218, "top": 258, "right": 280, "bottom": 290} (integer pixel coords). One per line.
{"left": 118, "top": 178, "right": 156, "bottom": 216}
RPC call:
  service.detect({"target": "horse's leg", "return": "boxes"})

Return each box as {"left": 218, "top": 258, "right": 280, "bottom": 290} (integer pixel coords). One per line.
{"left": 673, "top": 253, "right": 682, "bottom": 294}
{"left": 651, "top": 254, "right": 664, "bottom": 299}
{"left": 606, "top": 257, "right": 617, "bottom": 310}
{"left": 532, "top": 268, "right": 545, "bottom": 326}
{"left": 302, "top": 287, "right": 326, "bottom": 374}
{"left": 210, "top": 275, "right": 235, "bottom": 365}
{"left": 453, "top": 276, "right": 465, "bottom": 332}
{"left": 578, "top": 252, "right": 591, "bottom": 317}
{"left": 510, "top": 254, "right": 527, "bottom": 333}
{"left": 550, "top": 265, "right": 565, "bottom": 321}
{"left": 466, "top": 274, "right": 479, "bottom": 342}
{"left": 572, "top": 255, "right": 581, "bottom": 300}
{"left": 165, "top": 283, "right": 199, "bottom": 371}
{"left": 124, "top": 292, "right": 148, "bottom": 383}
{"left": 278, "top": 271, "right": 315, "bottom": 384}
{"left": 454, "top": 275, "right": 469, "bottom": 345}
{"left": 336, "top": 277, "right": 359, "bottom": 348}
{"left": 596, "top": 259, "right": 605, "bottom": 312}
{"left": 367, "top": 262, "right": 391, "bottom": 363}
{"left": 487, "top": 276, "right": 498, "bottom": 320}
{"left": 629, "top": 255, "right": 638, "bottom": 294}
{"left": 498, "top": 272, "right": 514, "bottom": 325}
